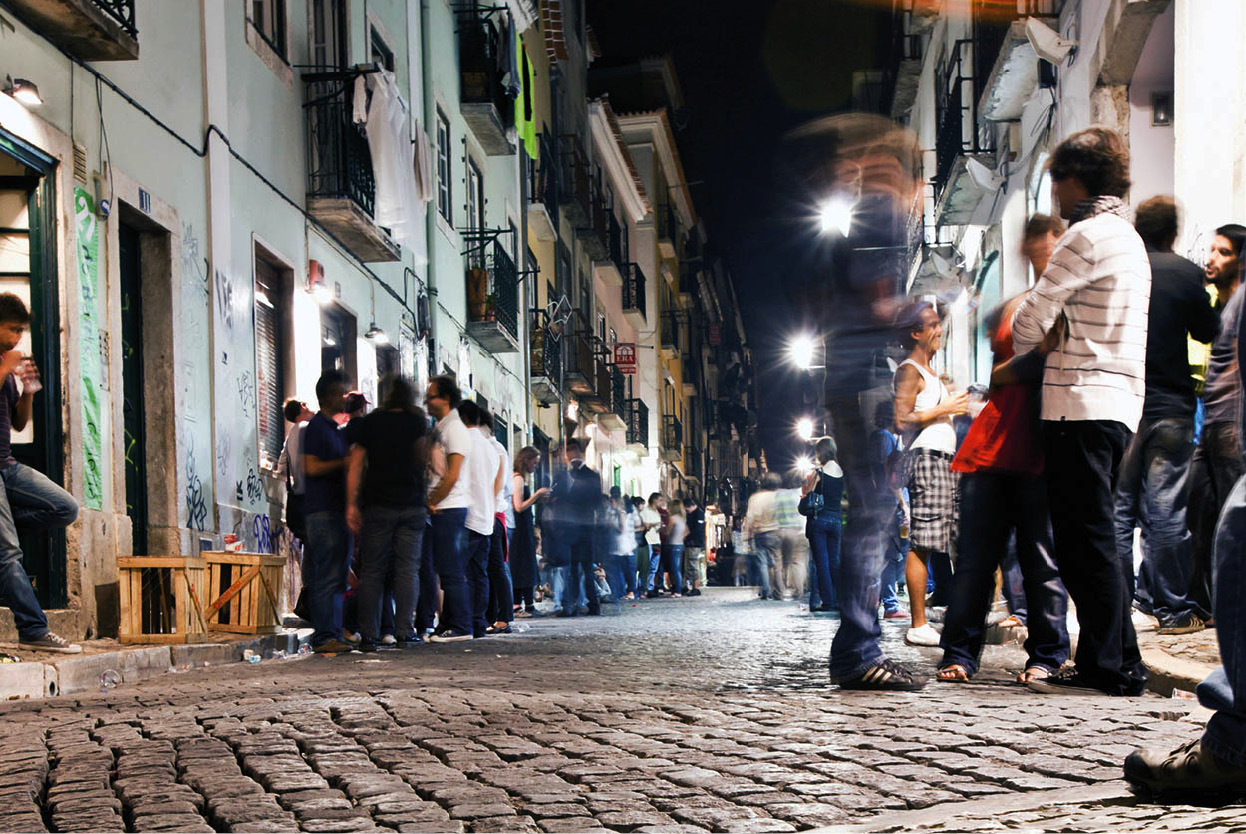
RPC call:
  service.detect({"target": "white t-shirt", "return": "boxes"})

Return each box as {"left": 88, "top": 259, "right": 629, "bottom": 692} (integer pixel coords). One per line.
{"left": 464, "top": 428, "right": 498, "bottom": 535}
{"left": 490, "top": 436, "right": 513, "bottom": 521}
{"left": 613, "top": 505, "right": 635, "bottom": 555}
{"left": 641, "top": 506, "right": 662, "bottom": 546}
{"left": 429, "top": 409, "right": 473, "bottom": 511}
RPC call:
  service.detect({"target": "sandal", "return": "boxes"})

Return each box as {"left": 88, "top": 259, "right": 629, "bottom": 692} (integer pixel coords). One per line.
{"left": 936, "top": 664, "right": 970, "bottom": 682}
{"left": 999, "top": 615, "right": 1025, "bottom": 629}
{"left": 1017, "top": 666, "right": 1052, "bottom": 683}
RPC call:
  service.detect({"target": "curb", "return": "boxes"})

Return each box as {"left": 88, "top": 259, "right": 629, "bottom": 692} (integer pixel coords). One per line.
{"left": 0, "top": 630, "right": 311, "bottom": 701}
{"left": 1138, "top": 631, "right": 1215, "bottom": 698}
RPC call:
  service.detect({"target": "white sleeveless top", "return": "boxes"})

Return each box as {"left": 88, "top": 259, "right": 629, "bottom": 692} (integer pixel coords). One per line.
{"left": 899, "top": 358, "right": 957, "bottom": 454}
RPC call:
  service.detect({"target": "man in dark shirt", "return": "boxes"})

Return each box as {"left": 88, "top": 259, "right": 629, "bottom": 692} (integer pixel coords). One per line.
{"left": 301, "top": 370, "right": 353, "bottom": 653}
{"left": 0, "top": 294, "right": 80, "bottom": 653}
{"left": 550, "top": 438, "right": 602, "bottom": 616}
{"left": 1114, "top": 198, "right": 1220, "bottom": 635}
{"left": 683, "top": 496, "right": 706, "bottom": 595}
{"left": 346, "top": 375, "right": 427, "bottom": 651}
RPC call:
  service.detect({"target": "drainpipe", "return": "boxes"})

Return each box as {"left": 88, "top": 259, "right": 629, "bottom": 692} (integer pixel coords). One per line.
{"left": 420, "top": 0, "right": 439, "bottom": 374}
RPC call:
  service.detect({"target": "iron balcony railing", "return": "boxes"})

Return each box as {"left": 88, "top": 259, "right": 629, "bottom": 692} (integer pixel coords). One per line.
{"left": 305, "top": 71, "right": 376, "bottom": 217}
{"left": 660, "top": 309, "right": 683, "bottom": 352}
{"left": 529, "top": 131, "right": 558, "bottom": 222}
{"left": 686, "top": 446, "right": 702, "bottom": 481}
{"left": 465, "top": 241, "right": 519, "bottom": 343}
{"left": 662, "top": 415, "right": 683, "bottom": 457}
{"left": 563, "top": 323, "right": 598, "bottom": 394}
{"left": 606, "top": 210, "right": 628, "bottom": 272}
{"left": 933, "top": 39, "right": 996, "bottom": 198}
{"left": 610, "top": 364, "right": 626, "bottom": 421}
{"left": 93, "top": 0, "right": 138, "bottom": 36}
{"left": 458, "top": 9, "right": 515, "bottom": 129}
{"left": 558, "top": 136, "right": 594, "bottom": 229}
{"left": 657, "top": 202, "right": 678, "bottom": 243}
{"left": 529, "top": 309, "right": 562, "bottom": 388}
{"left": 627, "top": 399, "right": 649, "bottom": 448}
{"left": 623, "top": 262, "right": 647, "bottom": 320}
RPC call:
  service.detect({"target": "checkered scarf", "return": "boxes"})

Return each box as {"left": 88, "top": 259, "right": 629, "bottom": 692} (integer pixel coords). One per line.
{"left": 1069, "top": 195, "right": 1131, "bottom": 226}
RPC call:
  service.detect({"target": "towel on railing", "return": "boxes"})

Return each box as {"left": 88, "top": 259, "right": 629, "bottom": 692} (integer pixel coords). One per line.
{"left": 353, "top": 69, "right": 426, "bottom": 261}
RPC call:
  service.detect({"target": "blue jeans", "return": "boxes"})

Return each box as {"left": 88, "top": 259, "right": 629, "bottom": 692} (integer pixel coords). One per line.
{"left": 485, "top": 520, "right": 514, "bottom": 625}
{"left": 879, "top": 518, "right": 906, "bottom": 614}
{"left": 663, "top": 544, "right": 684, "bottom": 593}
{"left": 1199, "top": 474, "right": 1246, "bottom": 766}
{"left": 430, "top": 508, "right": 471, "bottom": 635}
{"left": 939, "top": 471, "right": 1069, "bottom": 676}
{"left": 607, "top": 553, "right": 632, "bottom": 600}
{"left": 752, "top": 533, "right": 779, "bottom": 599}
{"left": 304, "top": 511, "right": 349, "bottom": 647}
{"left": 1114, "top": 417, "right": 1203, "bottom": 624}
{"left": 808, "top": 516, "right": 841, "bottom": 609}
{"left": 0, "top": 463, "right": 77, "bottom": 640}
{"left": 466, "top": 530, "right": 491, "bottom": 637}
{"left": 356, "top": 504, "right": 426, "bottom": 641}
{"left": 1188, "top": 423, "right": 1243, "bottom": 618}
{"left": 416, "top": 518, "right": 438, "bottom": 632}
{"left": 1001, "top": 540, "right": 1027, "bottom": 622}
{"left": 645, "top": 544, "right": 662, "bottom": 591}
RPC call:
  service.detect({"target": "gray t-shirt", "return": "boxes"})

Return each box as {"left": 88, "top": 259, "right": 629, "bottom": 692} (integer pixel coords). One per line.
{"left": 1205, "top": 287, "right": 1243, "bottom": 427}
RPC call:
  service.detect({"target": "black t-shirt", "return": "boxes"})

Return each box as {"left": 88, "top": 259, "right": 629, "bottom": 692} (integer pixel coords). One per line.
{"left": 1142, "top": 251, "right": 1220, "bottom": 422}
{"left": 346, "top": 409, "right": 427, "bottom": 508}
{"left": 685, "top": 507, "right": 706, "bottom": 548}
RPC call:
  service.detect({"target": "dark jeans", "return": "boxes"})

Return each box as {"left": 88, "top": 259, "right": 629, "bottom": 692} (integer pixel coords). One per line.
{"left": 1198, "top": 473, "right": 1246, "bottom": 766}
{"left": 826, "top": 392, "right": 890, "bottom": 681}
{"left": 416, "top": 519, "right": 438, "bottom": 632}
{"left": 466, "top": 530, "right": 491, "bottom": 637}
{"left": 807, "top": 516, "right": 841, "bottom": 609}
{"left": 356, "top": 504, "right": 426, "bottom": 641}
{"left": 560, "top": 524, "right": 599, "bottom": 614}
{"left": 607, "top": 552, "right": 633, "bottom": 600}
{"left": 304, "top": 511, "right": 350, "bottom": 647}
{"left": 430, "top": 509, "right": 470, "bottom": 635}
{"left": 939, "top": 471, "right": 1069, "bottom": 676}
{"left": 1000, "top": 539, "right": 1027, "bottom": 622}
{"left": 751, "top": 532, "right": 779, "bottom": 599}
{"left": 513, "top": 584, "right": 535, "bottom": 611}
{"left": 1114, "top": 416, "right": 1202, "bottom": 624}
{"left": 485, "top": 519, "right": 514, "bottom": 625}
{"left": 1188, "top": 422, "right": 1243, "bottom": 618}
{"left": 661, "top": 544, "right": 684, "bottom": 593}
{"left": 1045, "top": 419, "right": 1147, "bottom": 694}
{"left": 0, "top": 463, "right": 78, "bottom": 640}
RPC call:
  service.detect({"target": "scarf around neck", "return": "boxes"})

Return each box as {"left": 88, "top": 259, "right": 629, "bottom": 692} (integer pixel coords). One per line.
{"left": 1069, "top": 195, "right": 1131, "bottom": 226}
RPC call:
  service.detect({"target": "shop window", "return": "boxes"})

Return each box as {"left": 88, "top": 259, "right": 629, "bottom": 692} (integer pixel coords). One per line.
{"left": 254, "top": 250, "right": 291, "bottom": 467}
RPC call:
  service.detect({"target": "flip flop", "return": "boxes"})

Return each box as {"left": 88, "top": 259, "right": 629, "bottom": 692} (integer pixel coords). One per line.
{"left": 936, "top": 664, "right": 971, "bottom": 682}
{"left": 1017, "top": 666, "right": 1051, "bottom": 683}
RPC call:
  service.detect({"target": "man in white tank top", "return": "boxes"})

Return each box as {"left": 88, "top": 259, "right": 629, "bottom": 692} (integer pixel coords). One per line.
{"left": 894, "top": 303, "right": 968, "bottom": 646}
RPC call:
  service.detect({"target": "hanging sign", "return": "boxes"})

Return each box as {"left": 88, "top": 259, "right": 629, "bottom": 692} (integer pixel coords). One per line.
{"left": 614, "top": 343, "right": 637, "bottom": 375}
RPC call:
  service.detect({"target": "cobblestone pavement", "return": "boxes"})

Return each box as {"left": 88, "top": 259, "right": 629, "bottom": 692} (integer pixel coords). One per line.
{"left": 1, "top": 587, "right": 1243, "bottom": 833}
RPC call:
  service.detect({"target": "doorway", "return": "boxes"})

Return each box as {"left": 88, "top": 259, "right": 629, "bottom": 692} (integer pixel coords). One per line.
{"left": 118, "top": 221, "right": 147, "bottom": 555}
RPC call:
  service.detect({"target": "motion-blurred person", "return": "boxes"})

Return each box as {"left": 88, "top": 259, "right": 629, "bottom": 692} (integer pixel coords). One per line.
{"left": 775, "top": 473, "right": 808, "bottom": 599}
{"left": 606, "top": 487, "right": 637, "bottom": 601}
{"left": 800, "top": 436, "right": 843, "bottom": 613}
{"left": 550, "top": 439, "right": 602, "bottom": 616}
{"left": 510, "top": 447, "right": 548, "bottom": 617}
{"left": 640, "top": 493, "right": 665, "bottom": 596}
{"left": 424, "top": 375, "right": 474, "bottom": 643}
{"left": 457, "top": 401, "right": 498, "bottom": 639}
{"left": 477, "top": 409, "right": 514, "bottom": 635}
{"left": 683, "top": 496, "right": 706, "bottom": 596}
{"left": 662, "top": 499, "right": 689, "bottom": 598}
{"left": 744, "top": 473, "right": 782, "bottom": 601}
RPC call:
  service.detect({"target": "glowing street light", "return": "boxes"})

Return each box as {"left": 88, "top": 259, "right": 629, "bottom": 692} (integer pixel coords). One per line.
{"left": 794, "top": 456, "right": 815, "bottom": 477}
{"left": 795, "top": 416, "right": 815, "bottom": 442}
{"left": 817, "top": 194, "right": 854, "bottom": 237}
{"left": 788, "top": 333, "right": 819, "bottom": 371}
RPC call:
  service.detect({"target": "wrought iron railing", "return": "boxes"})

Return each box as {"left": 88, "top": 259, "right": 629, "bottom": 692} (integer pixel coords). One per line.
{"left": 663, "top": 415, "right": 683, "bottom": 457}
{"left": 529, "top": 309, "right": 562, "bottom": 383}
{"left": 458, "top": 9, "right": 515, "bottom": 128}
{"left": 529, "top": 131, "right": 559, "bottom": 222}
{"left": 606, "top": 210, "right": 628, "bottom": 271}
{"left": 660, "top": 309, "right": 682, "bottom": 352}
{"left": 627, "top": 399, "right": 649, "bottom": 448}
{"left": 686, "top": 446, "right": 702, "bottom": 481}
{"left": 563, "top": 324, "right": 597, "bottom": 387}
{"left": 933, "top": 40, "right": 995, "bottom": 198}
{"left": 305, "top": 72, "right": 377, "bottom": 218}
{"left": 610, "top": 364, "right": 626, "bottom": 421}
{"left": 94, "top": 0, "right": 138, "bottom": 36}
{"left": 657, "top": 202, "right": 678, "bottom": 243}
{"left": 623, "top": 263, "right": 647, "bottom": 320}
{"left": 558, "top": 136, "right": 594, "bottom": 225}
{"left": 465, "top": 241, "right": 519, "bottom": 343}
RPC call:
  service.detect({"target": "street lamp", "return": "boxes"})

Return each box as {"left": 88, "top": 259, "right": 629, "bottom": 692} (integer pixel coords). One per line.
{"left": 794, "top": 456, "right": 815, "bottom": 477}
{"left": 817, "top": 194, "right": 854, "bottom": 237}
{"left": 788, "top": 333, "right": 820, "bottom": 371}
{"left": 795, "top": 416, "right": 815, "bottom": 442}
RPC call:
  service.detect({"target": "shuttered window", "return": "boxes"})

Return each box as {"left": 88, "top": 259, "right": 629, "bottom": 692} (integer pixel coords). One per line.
{"left": 255, "top": 257, "right": 285, "bottom": 466}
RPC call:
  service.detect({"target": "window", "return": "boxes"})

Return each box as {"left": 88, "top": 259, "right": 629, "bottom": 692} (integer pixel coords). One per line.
{"left": 309, "top": 0, "right": 345, "bottom": 69}
{"left": 321, "top": 303, "right": 357, "bottom": 384}
{"left": 250, "top": 0, "right": 287, "bottom": 59}
{"left": 254, "top": 254, "right": 287, "bottom": 466}
{"left": 466, "top": 159, "right": 485, "bottom": 231}
{"left": 370, "top": 26, "right": 394, "bottom": 71}
{"left": 436, "top": 110, "right": 452, "bottom": 223}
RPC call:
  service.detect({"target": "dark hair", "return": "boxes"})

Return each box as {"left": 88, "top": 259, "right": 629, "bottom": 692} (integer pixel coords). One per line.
{"left": 1024, "top": 213, "right": 1062, "bottom": 241}
{"left": 477, "top": 407, "right": 494, "bottom": 430}
{"left": 344, "top": 391, "right": 368, "bottom": 414}
{"left": 648, "top": 492, "right": 661, "bottom": 504}
{"left": 564, "top": 437, "right": 584, "bottom": 454}
{"left": 429, "top": 375, "right": 461, "bottom": 407}
{"left": 1215, "top": 224, "right": 1246, "bottom": 258}
{"left": 380, "top": 375, "right": 423, "bottom": 417}
{"left": 609, "top": 485, "right": 622, "bottom": 498}
{"left": 899, "top": 300, "right": 935, "bottom": 350}
{"left": 1134, "top": 197, "right": 1178, "bottom": 249}
{"left": 632, "top": 497, "right": 645, "bottom": 508}
{"left": 873, "top": 399, "right": 894, "bottom": 430}
{"left": 514, "top": 445, "right": 539, "bottom": 474}
{"left": 762, "top": 471, "right": 783, "bottom": 491}
{"left": 283, "top": 398, "right": 304, "bottom": 423}
{"left": 315, "top": 370, "right": 348, "bottom": 404}
{"left": 0, "top": 294, "right": 30, "bottom": 326}
{"left": 457, "top": 399, "right": 481, "bottom": 426}
{"left": 1048, "top": 127, "right": 1131, "bottom": 199}
{"left": 814, "top": 435, "right": 837, "bottom": 464}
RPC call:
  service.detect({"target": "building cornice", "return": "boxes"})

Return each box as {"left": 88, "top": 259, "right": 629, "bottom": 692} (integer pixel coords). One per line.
{"left": 588, "top": 99, "right": 651, "bottom": 223}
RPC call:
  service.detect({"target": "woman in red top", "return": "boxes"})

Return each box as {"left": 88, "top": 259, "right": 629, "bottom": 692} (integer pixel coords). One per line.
{"left": 937, "top": 215, "right": 1071, "bottom": 683}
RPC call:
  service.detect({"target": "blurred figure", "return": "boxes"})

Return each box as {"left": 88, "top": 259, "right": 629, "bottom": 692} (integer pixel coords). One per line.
{"left": 457, "top": 400, "right": 498, "bottom": 639}
{"left": 476, "top": 408, "right": 513, "bottom": 635}
{"left": 683, "top": 495, "right": 706, "bottom": 596}
{"left": 510, "top": 447, "right": 549, "bottom": 617}
{"left": 744, "top": 472, "right": 783, "bottom": 601}
{"left": 800, "top": 435, "right": 843, "bottom": 613}
{"left": 641, "top": 493, "right": 666, "bottom": 597}
{"left": 550, "top": 438, "right": 602, "bottom": 616}
{"left": 1114, "top": 198, "right": 1219, "bottom": 635}
{"left": 779, "top": 113, "right": 926, "bottom": 689}
{"left": 661, "top": 499, "right": 688, "bottom": 598}
{"left": 424, "top": 375, "right": 474, "bottom": 643}
{"left": 870, "top": 401, "right": 908, "bottom": 621}
{"left": 776, "top": 473, "right": 809, "bottom": 599}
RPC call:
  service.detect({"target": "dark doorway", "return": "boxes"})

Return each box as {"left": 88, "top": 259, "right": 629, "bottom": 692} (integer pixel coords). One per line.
{"left": 0, "top": 130, "right": 65, "bottom": 607}
{"left": 119, "top": 221, "right": 147, "bottom": 556}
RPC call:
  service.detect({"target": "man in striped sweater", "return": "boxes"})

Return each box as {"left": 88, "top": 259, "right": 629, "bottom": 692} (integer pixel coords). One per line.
{"left": 1012, "top": 127, "right": 1152, "bottom": 697}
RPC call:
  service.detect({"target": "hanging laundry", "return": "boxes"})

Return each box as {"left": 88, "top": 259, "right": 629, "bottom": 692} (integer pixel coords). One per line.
{"left": 500, "top": 15, "right": 520, "bottom": 100}
{"left": 353, "top": 69, "right": 423, "bottom": 255}
{"left": 514, "top": 38, "right": 538, "bottom": 160}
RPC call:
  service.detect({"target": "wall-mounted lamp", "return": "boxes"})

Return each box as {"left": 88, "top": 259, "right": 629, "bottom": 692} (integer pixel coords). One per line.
{"left": 1151, "top": 91, "right": 1173, "bottom": 127}
{"left": 365, "top": 323, "right": 389, "bottom": 345}
{"left": 3, "top": 75, "right": 41, "bottom": 107}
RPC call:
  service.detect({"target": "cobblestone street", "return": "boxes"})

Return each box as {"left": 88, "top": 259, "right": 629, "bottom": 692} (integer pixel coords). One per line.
{"left": 1, "top": 588, "right": 1241, "bottom": 833}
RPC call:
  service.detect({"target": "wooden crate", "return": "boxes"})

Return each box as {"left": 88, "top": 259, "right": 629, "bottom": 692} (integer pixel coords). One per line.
{"left": 117, "top": 556, "right": 210, "bottom": 644}
{"left": 202, "top": 552, "right": 285, "bottom": 634}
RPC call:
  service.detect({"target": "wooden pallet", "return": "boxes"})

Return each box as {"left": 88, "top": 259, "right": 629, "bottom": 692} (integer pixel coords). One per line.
{"left": 117, "top": 556, "right": 210, "bottom": 644}
{"left": 202, "top": 552, "right": 285, "bottom": 634}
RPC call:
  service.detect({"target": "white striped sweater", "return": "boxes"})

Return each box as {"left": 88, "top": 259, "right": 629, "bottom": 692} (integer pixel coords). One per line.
{"left": 1012, "top": 212, "right": 1151, "bottom": 432}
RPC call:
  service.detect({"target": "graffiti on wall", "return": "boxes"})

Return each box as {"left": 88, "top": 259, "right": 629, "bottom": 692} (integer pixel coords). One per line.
{"left": 74, "top": 187, "right": 105, "bottom": 511}
{"left": 184, "top": 436, "right": 208, "bottom": 531}
{"left": 178, "top": 223, "right": 214, "bottom": 530}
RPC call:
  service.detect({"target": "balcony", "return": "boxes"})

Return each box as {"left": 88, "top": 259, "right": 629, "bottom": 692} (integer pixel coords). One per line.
{"left": 458, "top": 10, "right": 515, "bottom": 155}
{"left": 559, "top": 137, "right": 595, "bottom": 233}
{"left": 579, "top": 194, "right": 610, "bottom": 261}
{"left": 686, "top": 446, "right": 702, "bottom": 482}
{"left": 622, "top": 262, "right": 647, "bottom": 328}
{"left": 465, "top": 241, "right": 520, "bottom": 353}
{"left": 598, "top": 365, "right": 628, "bottom": 433}
{"left": 4, "top": 0, "right": 138, "bottom": 60}
{"left": 660, "top": 310, "right": 683, "bottom": 359}
{"left": 527, "top": 132, "right": 559, "bottom": 242}
{"left": 562, "top": 325, "right": 598, "bottom": 398}
{"left": 933, "top": 41, "right": 997, "bottom": 227}
{"left": 582, "top": 347, "right": 613, "bottom": 414}
{"left": 657, "top": 203, "right": 678, "bottom": 259}
{"left": 305, "top": 71, "right": 401, "bottom": 263}
{"left": 976, "top": 1, "right": 1060, "bottom": 123}
{"left": 626, "top": 399, "right": 649, "bottom": 455}
{"left": 661, "top": 415, "right": 683, "bottom": 463}
{"left": 528, "top": 309, "right": 562, "bottom": 405}
{"left": 595, "top": 211, "right": 628, "bottom": 287}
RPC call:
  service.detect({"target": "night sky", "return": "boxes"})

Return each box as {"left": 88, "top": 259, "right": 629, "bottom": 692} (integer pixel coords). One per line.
{"left": 586, "top": 0, "right": 889, "bottom": 470}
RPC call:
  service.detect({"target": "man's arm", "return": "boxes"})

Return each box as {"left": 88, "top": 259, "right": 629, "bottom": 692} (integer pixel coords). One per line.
{"left": 303, "top": 453, "right": 346, "bottom": 478}
{"left": 345, "top": 446, "right": 366, "bottom": 532}
{"left": 1013, "top": 232, "right": 1096, "bottom": 353}
{"left": 894, "top": 365, "right": 967, "bottom": 433}
{"left": 11, "top": 389, "right": 32, "bottom": 434}
{"left": 427, "top": 453, "right": 463, "bottom": 509}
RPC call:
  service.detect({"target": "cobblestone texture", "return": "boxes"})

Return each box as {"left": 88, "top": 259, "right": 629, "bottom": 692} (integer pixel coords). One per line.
{"left": 0, "top": 588, "right": 1241, "bottom": 832}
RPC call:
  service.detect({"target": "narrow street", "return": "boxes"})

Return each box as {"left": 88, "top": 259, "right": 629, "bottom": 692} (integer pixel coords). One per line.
{"left": 1, "top": 589, "right": 1235, "bottom": 833}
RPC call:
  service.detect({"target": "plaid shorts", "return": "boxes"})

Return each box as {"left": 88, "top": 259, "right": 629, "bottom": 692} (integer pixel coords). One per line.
{"left": 908, "top": 449, "right": 959, "bottom": 554}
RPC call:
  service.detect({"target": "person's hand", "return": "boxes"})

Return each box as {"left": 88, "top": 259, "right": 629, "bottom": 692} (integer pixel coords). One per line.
{"left": 941, "top": 391, "right": 970, "bottom": 417}
{"left": 0, "top": 351, "right": 22, "bottom": 382}
{"left": 801, "top": 472, "right": 816, "bottom": 496}
{"left": 346, "top": 505, "right": 363, "bottom": 535}
{"left": 17, "top": 358, "right": 41, "bottom": 393}
{"left": 534, "top": 487, "right": 551, "bottom": 500}
{"left": 1039, "top": 315, "right": 1066, "bottom": 356}
{"left": 428, "top": 503, "right": 440, "bottom": 515}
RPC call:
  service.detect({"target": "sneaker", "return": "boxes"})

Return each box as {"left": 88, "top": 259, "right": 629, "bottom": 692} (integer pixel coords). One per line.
{"left": 1159, "top": 614, "right": 1206, "bottom": 635}
{"left": 1125, "top": 739, "right": 1246, "bottom": 797}
{"left": 313, "top": 639, "right": 355, "bottom": 654}
{"left": 689, "top": 588, "right": 702, "bottom": 597}
{"left": 357, "top": 639, "right": 378, "bottom": 653}
{"left": 342, "top": 630, "right": 362, "bottom": 644}
{"left": 380, "top": 634, "right": 397, "bottom": 646}
{"left": 1026, "top": 666, "right": 1110, "bottom": 696}
{"left": 883, "top": 609, "right": 908, "bottom": 620}
{"left": 427, "top": 629, "right": 472, "bottom": 643}
{"left": 395, "top": 636, "right": 423, "bottom": 649}
{"left": 836, "top": 658, "right": 927, "bottom": 691}
{"left": 905, "top": 623, "right": 941, "bottom": 647}
{"left": 19, "top": 632, "right": 82, "bottom": 654}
